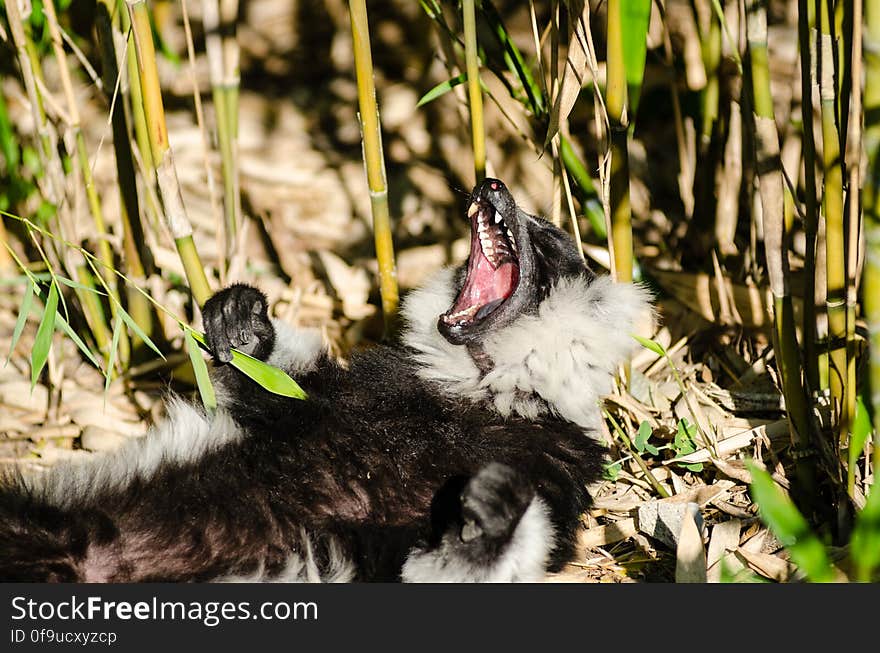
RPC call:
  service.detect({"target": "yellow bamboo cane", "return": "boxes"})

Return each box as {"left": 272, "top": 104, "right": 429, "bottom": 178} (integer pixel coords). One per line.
{"left": 126, "top": 0, "right": 212, "bottom": 306}
{"left": 349, "top": 0, "right": 399, "bottom": 334}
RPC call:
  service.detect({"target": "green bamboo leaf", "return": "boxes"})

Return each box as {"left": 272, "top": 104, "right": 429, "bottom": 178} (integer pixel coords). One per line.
{"left": 417, "top": 73, "right": 467, "bottom": 107}
{"left": 31, "top": 281, "right": 58, "bottom": 387}
{"left": 746, "top": 462, "right": 836, "bottom": 582}
{"left": 851, "top": 482, "right": 880, "bottom": 581}
{"left": 53, "top": 310, "right": 102, "bottom": 369}
{"left": 6, "top": 278, "right": 34, "bottom": 364}
{"left": 55, "top": 275, "right": 108, "bottom": 295}
{"left": 184, "top": 329, "right": 217, "bottom": 411}
{"left": 104, "top": 314, "right": 124, "bottom": 395}
{"left": 118, "top": 304, "right": 165, "bottom": 360}
{"left": 188, "top": 330, "right": 307, "bottom": 400}
{"left": 0, "top": 272, "right": 51, "bottom": 285}
{"left": 633, "top": 333, "right": 667, "bottom": 357}
{"left": 620, "top": 0, "right": 652, "bottom": 116}
{"left": 481, "top": 1, "right": 545, "bottom": 117}
{"left": 230, "top": 350, "right": 307, "bottom": 400}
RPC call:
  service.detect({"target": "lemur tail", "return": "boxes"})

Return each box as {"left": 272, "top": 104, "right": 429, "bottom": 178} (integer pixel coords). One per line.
{"left": 0, "top": 480, "right": 97, "bottom": 582}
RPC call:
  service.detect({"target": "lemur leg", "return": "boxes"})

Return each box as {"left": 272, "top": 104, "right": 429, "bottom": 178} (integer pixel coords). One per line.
{"left": 402, "top": 463, "right": 555, "bottom": 582}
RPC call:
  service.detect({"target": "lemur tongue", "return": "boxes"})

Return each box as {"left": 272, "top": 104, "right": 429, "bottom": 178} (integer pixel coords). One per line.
{"left": 445, "top": 247, "right": 518, "bottom": 324}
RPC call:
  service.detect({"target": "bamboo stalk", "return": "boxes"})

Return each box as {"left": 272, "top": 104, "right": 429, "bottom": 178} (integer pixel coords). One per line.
{"left": 747, "top": 1, "right": 816, "bottom": 498}
{"left": 126, "top": 0, "right": 212, "bottom": 306}
{"left": 96, "top": 0, "right": 157, "bottom": 361}
{"left": 818, "top": 0, "right": 848, "bottom": 433}
{"left": 4, "top": 0, "right": 64, "bottom": 206}
{"left": 180, "top": 0, "right": 224, "bottom": 287}
{"left": 202, "top": 0, "right": 242, "bottom": 258}
{"left": 606, "top": 0, "right": 632, "bottom": 285}
{"left": 0, "top": 217, "right": 11, "bottom": 270}
{"left": 798, "top": 0, "right": 821, "bottom": 395}
{"left": 43, "top": 0, "right": 130, "bottom": 366}
{"left": 462, "top": 0, "right": 486, "bottom": 183}
{"left": 700, "top": 7, "right": 722, "bottom": 152}
{"left": 0, "top": 91, "right": 14, "bottom": 271}
{"left": 6, "top": 0, "right": 112, "bottom": 356}
{"left": 348, "top": 0, "right": 399, "bottom": 333}
{"left": 117, "top": 0, "right": 153, "bottom": 173}
{"left": 843, "top": 0, "right": 864, "bottom": 497}
{"left": 864, "top": 0, "right": 880, "bottom": 473}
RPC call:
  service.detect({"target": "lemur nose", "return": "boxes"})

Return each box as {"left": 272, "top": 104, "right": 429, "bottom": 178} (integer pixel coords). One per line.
{"left": 478, "top": 178, "right": 507, "bottom": 200}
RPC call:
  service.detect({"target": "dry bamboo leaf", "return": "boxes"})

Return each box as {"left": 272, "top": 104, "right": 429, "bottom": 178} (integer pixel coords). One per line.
{"left": 591, "top": 494, "right": 644, "bottom": 512}
{"left": 706, "top": 519, "right": 742, "bottom": 583}
{"left": 0, "top": 381, "right": 50, "bottom": 412}
{"left": 545, "top": 2, "right": 592, "bottom": 147}
{"left": 735, "top": 547, "right": 793, "bottom": 582}
{"left": 666, "top": 419, "right": 790, "bottom": 464}
{"left": 649, "top": 268, "right": 779, "bottom": 328}
{"left": 23, "top": 424, "right": 80, "bottom": 440}
{"left": 578, "top": 518, "right": 637, "bottom": 549}
{"left": 675, "top": 507, "right": 707, "bottom": 583}
{"left": 316, "top": 251, "right": 374, "bottom": 320}
{"left": 80, "top": 425, "right": 131, "bottom": 452}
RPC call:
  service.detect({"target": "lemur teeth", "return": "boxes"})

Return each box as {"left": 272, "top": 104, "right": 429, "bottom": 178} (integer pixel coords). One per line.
{"left": 467, "top": 203, "right": 478, "bottom": 218}
{"left": 446, "top": 305, "right": 479, "bottom": 321}
{"left": 494, "top": 211, "right": 502, "bottom": 224}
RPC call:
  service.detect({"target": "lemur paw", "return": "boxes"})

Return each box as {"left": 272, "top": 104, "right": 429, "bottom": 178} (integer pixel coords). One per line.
{"left": 203, "top": 284, "right": 275, "bottom": 363}
{"left": 459, "top": 462, "right": 534, "bottom": 548}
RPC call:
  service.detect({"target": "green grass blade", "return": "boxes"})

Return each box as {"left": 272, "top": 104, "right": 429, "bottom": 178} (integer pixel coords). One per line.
{"left": 31, "top": 281, "right": 58, "bottom": 387}
{"left": 747, "top": 462, "right": 836, "bottom": 582}
{"left": 620, "top": 0, "right": 652, "bottom": 116}
{"left": 188, "top": 330, "right": 307, "bottom": 400}
{"left": 851, "top": 481, "right": 880, "bottom": 581}
{"left": 184, "top": 329, "right": 217, "bottom": 411}
{"left": 6, "top": 278, "right": 34, "bottom": 364}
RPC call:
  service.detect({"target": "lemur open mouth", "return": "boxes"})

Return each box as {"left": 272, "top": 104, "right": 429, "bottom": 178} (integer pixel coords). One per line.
{"left": 441, "top": 197, "right": 520, "bottom": 327}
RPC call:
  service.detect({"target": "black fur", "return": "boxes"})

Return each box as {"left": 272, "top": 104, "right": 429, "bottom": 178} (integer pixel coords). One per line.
{"left": 0, "top": 179, "right": 616, "bottom": 582}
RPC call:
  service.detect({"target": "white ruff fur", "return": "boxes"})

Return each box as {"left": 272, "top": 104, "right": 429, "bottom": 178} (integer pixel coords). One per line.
{"left": 26, "top": 400, "right": 243, "bottom": 508}
{"left": 402, "top": 268, "right": 651, "bottom": 430}
{"left": 268, "top": 319, "right": 324, "bottom": 371}
{"left": 401, "top": 497, "right": 554, "bottom": 582}
{"left": 218, "top": 532, "right": 355, "bottom": 583}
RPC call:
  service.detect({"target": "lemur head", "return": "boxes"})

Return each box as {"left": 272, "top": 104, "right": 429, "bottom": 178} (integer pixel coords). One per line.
{"left": 438, "top": 178, "right": 592, "bottom": 346}
{"left": 403, "top": 178, "right": 649, "bottom": 430}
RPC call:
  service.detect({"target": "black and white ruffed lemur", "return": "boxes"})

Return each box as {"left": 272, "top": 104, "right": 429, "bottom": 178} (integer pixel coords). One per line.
{"left": 0, "top": 179, "right": 650, "bottom": 582}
